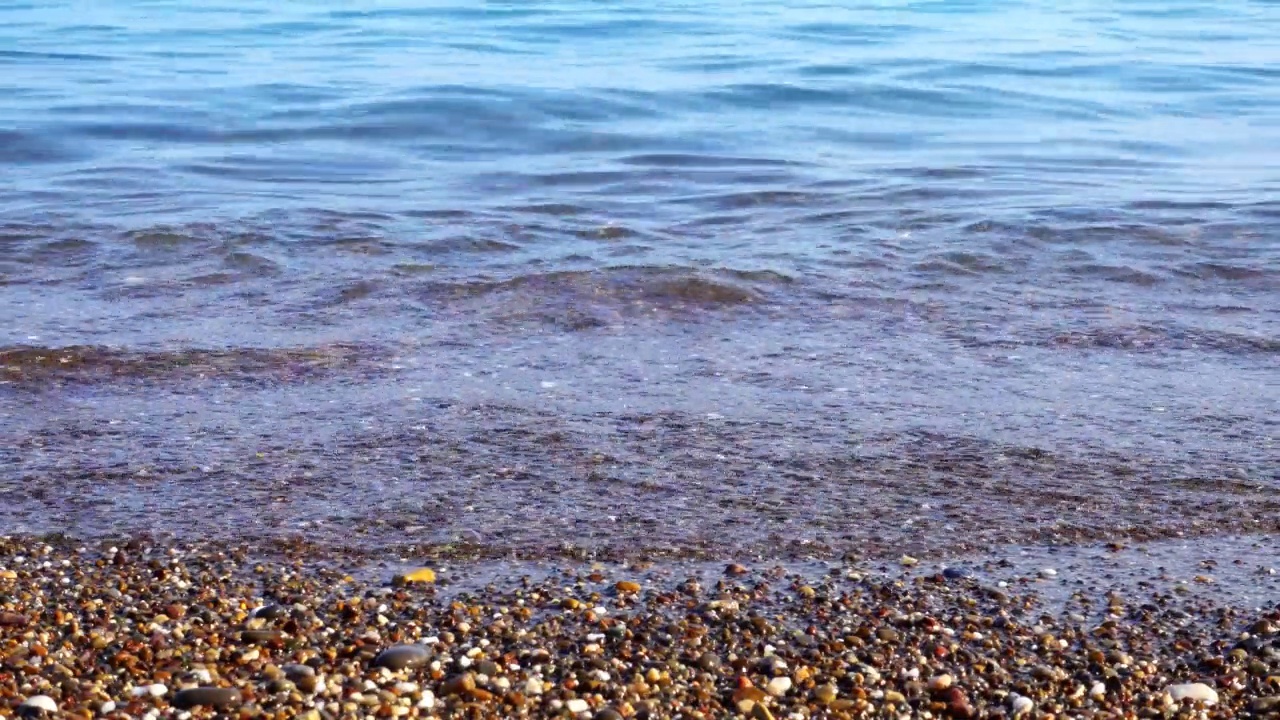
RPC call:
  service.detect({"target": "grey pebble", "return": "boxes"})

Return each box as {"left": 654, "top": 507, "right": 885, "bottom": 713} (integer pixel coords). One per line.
{"left": 373, "top": 644, "right": 430, "bottom": 670}
{"left": 173, "top": 687, "right": 242, "bottom": 709}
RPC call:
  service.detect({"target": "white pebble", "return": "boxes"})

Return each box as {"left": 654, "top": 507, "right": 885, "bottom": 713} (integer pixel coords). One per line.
{"left": 566, "top": 698, "right": 590, "bottom": 714}
{"left": 766, "top": 676, "right": 792, "bottom": 697}
{"left": 1011, "top": 694, "right": 1034, "bottom": 716}
{"left": 1040, "top": 568, "right": 1058, "bottom": 578}
{"left": 525, "top": 678, "right": 544, "bottom": 695}
{"left": 1167, "top": 682, "right": 1218, "bottom": 706}
{"left": 1090, "top": 681, "right": 1106, "bottom": 699}
{"left": 19, "top": 695, "right": 57, "bottom": 713}
{"left": 100, "top": 701, "right": 117, "bottom": 714}
{"left": 192, "top": 668, "right": 213, "bottom": 684}
{"left": 417, "top": 691, "right": 436, "bottom": 710}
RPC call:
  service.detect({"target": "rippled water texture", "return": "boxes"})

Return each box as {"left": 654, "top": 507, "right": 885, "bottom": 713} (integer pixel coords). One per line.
{"left": 0, "top": 0, "right": 1277, "bottom": 557}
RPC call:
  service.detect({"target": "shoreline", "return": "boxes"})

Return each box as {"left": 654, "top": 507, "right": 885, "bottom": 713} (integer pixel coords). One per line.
{"left": 2, "top": 534, "right": 1278, "bottom": 718}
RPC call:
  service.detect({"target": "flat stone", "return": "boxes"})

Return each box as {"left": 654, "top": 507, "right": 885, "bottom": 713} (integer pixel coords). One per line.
{"left": 615, "top": 580, "right": 641, "bottom": 594}
{"left": 172, "top": 687, "right": 242, "bottom": 709}
{"left": 566, "top": 698, "right": 590, "bottom": 714}
{"left": 241, "top": 629, "right": 283, "bottom": 643}
{"left": 373, "top": 644, "right": 430, "bottom": 671}
{"left": 282, "top": 663, "right": 316, "bottom": 680}
{"left": 1167, "top": 683, "right": 1218, "bottom": 706}
{"left": 942, "top": 566, "right": 974, "bottom": 580}
{"left": 813, "top": 684, "right": 838, "bottom": 704}
{"left": 252, "top": 604, "right": 286, "bottom": 619}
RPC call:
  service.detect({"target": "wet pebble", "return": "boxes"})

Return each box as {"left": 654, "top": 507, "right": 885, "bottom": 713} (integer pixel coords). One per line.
{"left": 1167, "top": 682, "right": 1218, "bottom": 705}
{"left": 17, "top": 696, "right": 57, "bottom": 717}
{"left": 373, "top": 644, "right": 430, "bottom": 670}
{"left": 172, "top": 687, "right": 242, "bottom": 709}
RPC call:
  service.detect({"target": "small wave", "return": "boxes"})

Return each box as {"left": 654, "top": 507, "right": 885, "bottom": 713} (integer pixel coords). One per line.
{"left": 0, "top": 344, "right": 387, "bottom": 387}
{"left": 0, "top": 129, "right": 86, "bottom": 164}
{"left": 414, "top": 266, "right": 783, "bottom": 329}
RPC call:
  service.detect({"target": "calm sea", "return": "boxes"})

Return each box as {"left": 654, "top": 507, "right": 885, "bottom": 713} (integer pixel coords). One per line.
{"left": 1, "top": 0, "right": 1277, "bottom": 557}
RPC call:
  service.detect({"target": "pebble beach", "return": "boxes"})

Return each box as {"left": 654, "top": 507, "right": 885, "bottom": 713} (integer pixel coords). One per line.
{"left": 4, "top": 536, "right": 1280, "bottom": 719}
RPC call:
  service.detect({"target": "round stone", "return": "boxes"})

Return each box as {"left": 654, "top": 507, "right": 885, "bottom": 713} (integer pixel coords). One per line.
{"left": 1167, "top": 682, "right": 1218, "bottom": 706}
{"left": 373, "top": 644, "right": 430, "bottom": 671}
{"left": 172, "top": 687, "right": 242, "bottom": 709}
{"left": 17, "top": 695, "right": 57, "bottom": 717}
{"left": 942, "top": 566, "right": 973, "bottom": 580}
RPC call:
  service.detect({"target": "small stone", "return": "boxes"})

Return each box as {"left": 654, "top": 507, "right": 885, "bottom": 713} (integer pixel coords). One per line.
{"left": 140, "top": 683, "right": 167, "bottom": 698}
{"left": 524, "top": 677, "right": 544, "bottom": 695}
{"left": 615, "top": 580, "right": 641, "bottom": 594}
{"left": 765, "top": 676, "right": 792, "bottom": 697}
{"left": 1167, "top": 683, "right": 1218, "bottom": 706}
{"left": 1039, "top": 568, "right": 1057, "bottom": 578}
{"left": 885, "top": 690, "right": 907, "bottom": 704}
{"left": 0, "top": 611, "right": 28, "bottom": 627}
{"left": 725, "top": 563, "right": 749, "bottom": 576}
{"left": 942, "top": 566, "right": 973, "bottom": 580}
{"left": 900, "top": 555, "right": 919, "bottom": 567}
{"left": 750, "top": 703, "right": 776, "bottom": 720}
{"left": 566, "top": 698, "right": 590, "bottom": 714}
{"left": 283, "top": 663, "right": 316, "bottom": 680}
{"left": 733, "top": 681, "right": 767, "bottom": 709}
{"left": 442, "top": 673, "right": 476, "bottom": 696}
{"left": 941, "top": 687, "right": 973, "bottom": 718}
{"left": 1251, "top": 696, "right": 1280, "bottom": 713}
{"left": 1089, "top": 681, "right": 1106, "bottom": 700}
{"left": 393, "top": 567, "right": 436, "bottom": 585}
{"left": 876, "top": 626, "right": 900, "bottom": 642}
{"left": 252, "top": 604, "right": 286, "bottom": 619}
{"left": 813, "top": 684, "right": 838, "bottom": 704}
{"left": 1011, "top": 694, "right": 1034, "bottom": 717}
{"left": 18, "top": 695, "right": 58, "bottom": 717}
{"left": 241, "top": 629, "right": 283, "bottom": 643}
{"left": 797, "top": 585, "right": 816, "bottom": 599}
{"left": 928, "top": 674, "right": 953, "bottom": 691}
{"left": 172, "top": 687, "right": 242, "bottom": 710}
{"left": 373, "top": 645, "right": 429, "bottom": 671}
{"left": 595, "top": 708, "right": 624, "bottom": 720}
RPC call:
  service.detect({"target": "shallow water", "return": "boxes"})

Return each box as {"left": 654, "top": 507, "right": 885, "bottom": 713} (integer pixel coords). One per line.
{"left": 0, "top": 0, "right": 1277, "bottom": 556}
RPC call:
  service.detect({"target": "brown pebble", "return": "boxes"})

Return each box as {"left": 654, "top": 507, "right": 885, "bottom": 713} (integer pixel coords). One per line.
{"left": 443, "top": 672, "right": 477, "bottom": 696}
{"left": 725, "top": 563, "right": 749, "bottom": 576}
{"left": 0, "top": 612, "right": 28, "bottom": 627}
{"left": 241, "top": 629, "right": 283, "bottom": 643}
{"left": 172, "top": 687, "right": 242, "bottom": 709}
{"left": 615, "top": 580, "right": 642, "bottom": 594}
{"left": 466, "top": 687, "right": 495, "bottom": 702}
